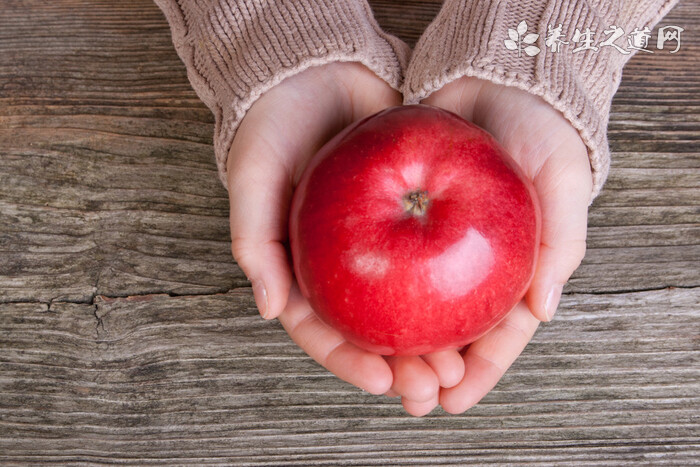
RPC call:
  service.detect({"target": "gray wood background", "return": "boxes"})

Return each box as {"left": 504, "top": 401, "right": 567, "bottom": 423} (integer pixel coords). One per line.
{"left": 1, "top": 0, "right": 698, "bottom": 464}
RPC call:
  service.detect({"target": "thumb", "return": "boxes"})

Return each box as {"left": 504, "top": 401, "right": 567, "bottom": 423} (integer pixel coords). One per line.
{"left": 227, "top": 136, "right": 294, "bottom": 320}
{"left": 526, "top": 142, "right": 592, "bottom": 321}
{"left": 226, "top": 66, "right": 350, "bottom": 319}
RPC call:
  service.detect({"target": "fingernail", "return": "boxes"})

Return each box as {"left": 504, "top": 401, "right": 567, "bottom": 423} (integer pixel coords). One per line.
{"left": 544, "top": 284, "right": 563, "bottom": 321}
{"left": 251, "top": 279, "right": 269, "bottom": 319}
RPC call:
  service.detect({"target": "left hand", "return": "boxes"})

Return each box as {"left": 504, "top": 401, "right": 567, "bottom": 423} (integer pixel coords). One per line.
{"left": 407, "top": 76, "right": 593, "bottom": 414}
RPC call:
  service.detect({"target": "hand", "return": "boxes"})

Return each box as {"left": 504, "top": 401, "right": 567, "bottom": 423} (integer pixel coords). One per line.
{"left": 421, "top": 76, "right": 593, "bottom": 413}
{"left": 227, "top": 62, "right": 465, "bottom": 416}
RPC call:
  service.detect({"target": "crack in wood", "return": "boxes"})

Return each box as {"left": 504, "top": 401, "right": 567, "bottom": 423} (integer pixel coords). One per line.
{"left": 571, "top": 284, "right": 699, "bottom": 295}
{"left": 1, "top": 283, "right": 695, "bottom": 308}
{"left": 92, "top": 303, "right": 105, "bottom": 338}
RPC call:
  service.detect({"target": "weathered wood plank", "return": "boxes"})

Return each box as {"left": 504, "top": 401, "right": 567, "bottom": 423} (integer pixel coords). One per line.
{"left": 1, "top": 288, "right": 698, "bottom": 463}
{"left": 577, "top": 6, "right": 700, "bottom": 292}
{"left": 0, "top": 0, "right": 246, "bottom": 303}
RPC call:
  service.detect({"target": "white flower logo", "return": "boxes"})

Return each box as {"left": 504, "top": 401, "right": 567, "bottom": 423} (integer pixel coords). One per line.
{"left": 504, "top": 21, "right": 541, "bottom": 57}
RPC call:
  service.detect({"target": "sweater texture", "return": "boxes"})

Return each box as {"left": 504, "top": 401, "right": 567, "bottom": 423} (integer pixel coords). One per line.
{"left": 155, "top": 0, "right": 679, "bottom": 199}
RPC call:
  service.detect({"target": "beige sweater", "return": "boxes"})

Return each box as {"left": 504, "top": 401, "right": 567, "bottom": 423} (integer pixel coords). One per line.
{"left": 154, "top": 0, "right": 679, "bottom": 199}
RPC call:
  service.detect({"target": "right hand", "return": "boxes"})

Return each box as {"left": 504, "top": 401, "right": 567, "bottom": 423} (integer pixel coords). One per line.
{"left": 228, "top": 62, "right": 465, "bottom": 416}
{"left": 420, "top": 76, "right": 592, "bottom": 414}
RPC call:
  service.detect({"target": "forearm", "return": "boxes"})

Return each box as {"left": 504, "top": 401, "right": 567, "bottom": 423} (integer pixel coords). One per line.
{"left": 154, "top": 0, "right": 410, "bottom": 188}
{"left": 405, "top": 0, "right": 680, "bottom": 200}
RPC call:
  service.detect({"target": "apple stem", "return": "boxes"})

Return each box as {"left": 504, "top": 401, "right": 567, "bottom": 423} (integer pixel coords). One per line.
{"left": 403, "top": 189, "right": 429, "bottom": 216}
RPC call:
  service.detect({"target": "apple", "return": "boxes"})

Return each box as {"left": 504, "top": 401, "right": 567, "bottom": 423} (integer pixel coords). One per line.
{"left": 289, "top": 104, "right": 540, "bottom": 356}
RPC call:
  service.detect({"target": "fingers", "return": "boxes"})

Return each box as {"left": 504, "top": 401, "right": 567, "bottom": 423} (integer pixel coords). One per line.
{"left": 439, "top": 302, "right": 539, "bottom": 414}
{"left": 396, "top": 351, "right": 453, "bottom": 416}
{"left": 278, "top": 283, "right": 393, "bottom": 395}
{"left": 526, "top": 138, "right": 592, "bottom": 321}
{"left": 421, "top": 349, "right": 465, "bottom": 388}
{"left": 384, "top": 349, "right": 464, "bottom": 417}
{"left": 385, "top": 356, "right": 440, "bottom": 403}
{"left": 402, "top": 393, "right": 440, "bottom": 417}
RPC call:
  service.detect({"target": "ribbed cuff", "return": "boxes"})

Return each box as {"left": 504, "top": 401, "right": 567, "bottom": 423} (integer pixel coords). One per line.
{"left": 154, "top": 0, "right": 410, "bottom": 189}
{"left": 404, "top": 0, "right": 679, "bottom": 201}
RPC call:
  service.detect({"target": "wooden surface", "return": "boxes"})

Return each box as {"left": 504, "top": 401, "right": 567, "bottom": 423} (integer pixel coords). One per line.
{"left": 1, "top": 0, "right": 698, "bottom": 464}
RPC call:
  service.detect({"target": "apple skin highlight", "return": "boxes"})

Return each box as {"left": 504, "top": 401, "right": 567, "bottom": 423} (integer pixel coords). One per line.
{"left": 290, "top": 104, "right": 541, "bottom": 356}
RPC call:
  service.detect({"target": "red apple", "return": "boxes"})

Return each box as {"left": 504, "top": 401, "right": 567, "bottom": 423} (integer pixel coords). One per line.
{"left": 289, "top": 104, "right": 540, "bottom": 356}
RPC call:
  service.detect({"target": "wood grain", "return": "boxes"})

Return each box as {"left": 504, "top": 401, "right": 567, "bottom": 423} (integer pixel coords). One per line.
{"left": 0, "top": 0, "right": 698, "bottom": 464}
{"left": 1, "top": 288, "right": 698, "bottom": 464}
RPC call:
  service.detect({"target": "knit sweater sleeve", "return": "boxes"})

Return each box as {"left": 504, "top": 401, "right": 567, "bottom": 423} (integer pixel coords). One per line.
{"left": 404, "top": 0, "right": 679, "bottom": 200}
{"left": 154, "top": 0, "right": 410, "bottom": 189}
